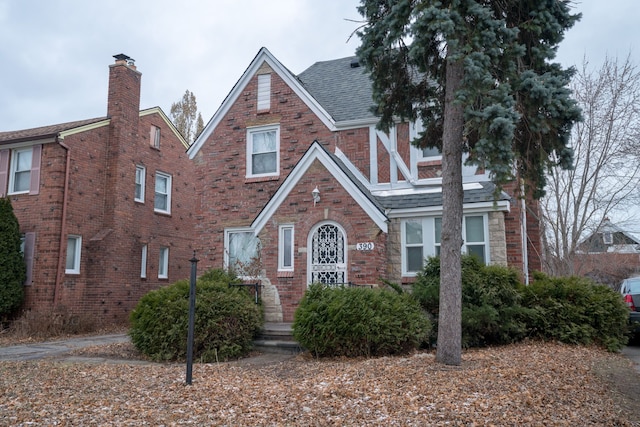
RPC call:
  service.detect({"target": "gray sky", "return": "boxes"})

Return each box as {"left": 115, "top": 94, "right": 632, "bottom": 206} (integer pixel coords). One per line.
{"left": 0, "top": 0, "right": 637, "bottom": 132}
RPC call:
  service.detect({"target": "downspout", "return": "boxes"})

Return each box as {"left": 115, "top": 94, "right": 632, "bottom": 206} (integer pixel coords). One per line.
{"left": 53, "top": 138, "right": 71, "bottom": 304}
{"left": 520, "top": 180, "right": 529, "bottom": 285}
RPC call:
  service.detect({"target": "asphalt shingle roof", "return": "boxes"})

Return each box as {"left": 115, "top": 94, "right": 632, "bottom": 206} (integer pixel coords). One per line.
{"left": 297, "top": 56, "right": 376, "bottom": 123}
{"left": 0, "top": 117, "right": 106, "bottom": 144}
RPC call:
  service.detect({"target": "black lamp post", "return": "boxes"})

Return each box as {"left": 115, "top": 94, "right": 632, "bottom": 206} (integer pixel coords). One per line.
{"left": 186, "top": 251, "right": 198, "bottom": 385}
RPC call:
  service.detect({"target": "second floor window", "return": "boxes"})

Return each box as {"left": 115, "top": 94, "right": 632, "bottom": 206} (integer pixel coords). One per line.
{"left": 247, "top": 125, "right": 279, "bottom": 177}
{"left": 135, "top": 165, "right": 145, "bottom": 202}
{"left": 154, "top": 172, "right": 172, "bottom": 214}
{"left": 151, "top": 126, "right": 161, "bottom": 149}
{"left": 9, "top": 147, "right": 32, "bottom": 194}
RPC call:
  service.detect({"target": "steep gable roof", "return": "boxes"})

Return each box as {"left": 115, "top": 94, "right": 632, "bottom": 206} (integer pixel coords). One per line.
{"left": 252, "top": 140, "right": 388, "bottom": 234}
{"left": 188, "top": 47, "right": 338, "bottom": 159}
{"left": 297, "top": 56, "right": 376, "bottom": 124}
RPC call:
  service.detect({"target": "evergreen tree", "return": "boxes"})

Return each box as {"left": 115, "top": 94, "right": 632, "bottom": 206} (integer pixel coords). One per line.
{"left": 356, "top": 0, "right": 581, "bottom": 365}
{"left": 0, "top": 197, "right": 26, "bottom": 319}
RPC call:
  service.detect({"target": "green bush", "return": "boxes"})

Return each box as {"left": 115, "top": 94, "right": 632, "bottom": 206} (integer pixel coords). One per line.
{"left": 293, "top": 284, "right": 431, "bottom": 358}
{"left": 520, "top": 272, "right": 629, "bottom": 351}
{"left": 129, "top": 269, "right": 263, "bottom": 362}
{"left": 412, "top": 255, "right": 529, "bottom": 348}
{"left": 0, "top": 197, "right": 26, "bottom": 320}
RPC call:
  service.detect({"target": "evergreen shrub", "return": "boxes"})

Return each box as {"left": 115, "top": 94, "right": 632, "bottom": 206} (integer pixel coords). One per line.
{"left": 129, "top": 269, "right": 263, "bottom": 362}
{"left": 412, "top": 255, "right": 529, "bottom": 348}
{"left": 0, "top": 197, "right": 26, "bottom": 320}
{"left": 520, "top": 272, "right": 629, "bottom": 351}
{"left": 293, "top": 284, "right": 431, "bottom": 358}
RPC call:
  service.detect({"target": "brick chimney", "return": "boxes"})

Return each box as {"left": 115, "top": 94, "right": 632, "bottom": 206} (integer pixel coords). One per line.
{"left": 107, "top": 53, "right": 141, "bottom": 122}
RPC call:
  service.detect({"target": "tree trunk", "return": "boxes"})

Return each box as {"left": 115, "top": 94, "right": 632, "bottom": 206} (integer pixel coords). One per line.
{"left": 436, "top": 56, "right": 465, "bottom": 366}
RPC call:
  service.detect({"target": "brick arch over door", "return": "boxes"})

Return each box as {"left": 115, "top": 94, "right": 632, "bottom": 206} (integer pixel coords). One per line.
{"left": 307, "top": 221, "right": 347, "bottom": 285}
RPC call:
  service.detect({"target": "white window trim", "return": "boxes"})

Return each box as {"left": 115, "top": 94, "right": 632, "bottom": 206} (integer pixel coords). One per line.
{"left": 158, "top": 246, "right": 169, "bottom": 279}
{"left": 8, "top": 147, "right": 32, "bottom": 195}
{"left": 135, "top": 165, "right": 145, "bottom": 203}
{"left": 154, "top": 171, "right": 172, "bottom": 214}
{"left": 278, "top": 224, "right": 294, "bottom": 271}
{"left": 246, "top": 124, "right": 280, "bottom": 178}
{"left": 224, "top": 227, "right": 260, "bottom": 279}
{"left": 65, "top": 235, "right": 82, "bottom": 275}
{"left": 141, "top": 244, "right": 148, "bottom": 278}
{"left": 401, "top": 214, "right": 490, "bottom": 276}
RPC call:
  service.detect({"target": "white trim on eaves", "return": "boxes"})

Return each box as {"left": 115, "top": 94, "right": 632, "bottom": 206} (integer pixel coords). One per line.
{"left": 251, "top": 141, "right": 388, "bottom": 234}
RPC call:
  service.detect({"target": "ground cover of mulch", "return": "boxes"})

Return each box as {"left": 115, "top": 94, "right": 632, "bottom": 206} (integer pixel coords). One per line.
{"left": 2, "top": 340, "right": 640, "bottom": 426}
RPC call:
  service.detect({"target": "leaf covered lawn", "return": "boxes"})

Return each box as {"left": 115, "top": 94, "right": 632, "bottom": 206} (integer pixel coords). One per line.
{"left": 1, "top": 342, "right": 638, "bottom": 426}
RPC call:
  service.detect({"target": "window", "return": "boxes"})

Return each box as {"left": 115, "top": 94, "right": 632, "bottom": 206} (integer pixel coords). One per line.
{"left": 225, "top": 229, "right": 260, "bottom": 277}
{"left": 420, "top": 146, "right": 441, "bottom": 159}
{"left": 247, "top": 125, "right": 279, "bottom": 177}
{"left": 20, "top": 232, "right": 35, "bottom": 285}
{"left": 404, "top": 220, "right": 424, "bottom": 273}
{"left": 464, "top": 216, "right": 487, "bottom": 262}
{"left": 158, "top": 247, "right": 169, "bottom": 279}
{"left": 141, "top": 244, "right": 147, "bottom": 278}
{"left": 279, "top": 225, "right": 294, "bottom": 271}
{"left": 9, "top": 147, "right": 32, "bottom": 194}
{"left": 135, "top": 165, "right": 145, "bottom": 203}
{"left": 154, "top": 172, "right": 172, "bottom": 214}
{"left": 65, "top": 235, "right": 82, "bottom": 274}
{"left": 257, "top": 74, "right": 271, "bottom": 111}
{"left": 603, "top": 232, "right": 613, "bottom": 245}
{"left": 401, "top": 215, "right": 488, "bottom": 275}
{"left": 150, "top": 126, "right": 161, "bottom": 149}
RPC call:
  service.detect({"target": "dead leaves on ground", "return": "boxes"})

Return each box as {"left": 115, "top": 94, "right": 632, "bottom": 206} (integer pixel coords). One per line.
{"left": 1, "top": 342, "right": 638, "bottom": 426}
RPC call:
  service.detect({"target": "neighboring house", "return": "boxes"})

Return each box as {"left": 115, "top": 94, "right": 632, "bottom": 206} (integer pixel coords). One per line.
{"left": 0, "top": 55, "right": 196, "bottom": 324}
{"left": 575, "top": 218, "right": 640, "bottom": 286}
{"left": 188, "top": 47, "right": 541, "bottom": 322}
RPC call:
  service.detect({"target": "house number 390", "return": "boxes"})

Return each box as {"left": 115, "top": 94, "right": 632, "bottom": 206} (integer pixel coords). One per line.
{"left": 356, "top": 242, "right": 374, "bottom": 251}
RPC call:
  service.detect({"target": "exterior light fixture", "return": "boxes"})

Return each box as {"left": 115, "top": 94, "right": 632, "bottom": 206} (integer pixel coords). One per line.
{"left": 312, "top": 186, "right": 320, "bottom": 206}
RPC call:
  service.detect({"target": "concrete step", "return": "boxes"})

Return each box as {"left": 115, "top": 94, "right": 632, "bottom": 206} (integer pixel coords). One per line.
{"left": 253, "top": 322, "right": 303, "bottom": 354}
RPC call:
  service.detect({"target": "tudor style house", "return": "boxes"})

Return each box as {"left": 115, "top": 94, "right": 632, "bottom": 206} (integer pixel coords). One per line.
{"left": 188, "top": 47, "right": 541, "bottom": 323}
{"left": 0, "top": 55, "right": 196, "bottom": 324}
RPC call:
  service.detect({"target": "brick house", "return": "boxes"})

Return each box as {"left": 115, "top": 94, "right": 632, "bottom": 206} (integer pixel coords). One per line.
{"left": 188, "top": 48, "right": 540, "bottom": 323}
{"left": 574, "top": 218, "right": 640, "bottom": 287}
{"left": 0, "top": 54, "right": 196, "bottom": 324}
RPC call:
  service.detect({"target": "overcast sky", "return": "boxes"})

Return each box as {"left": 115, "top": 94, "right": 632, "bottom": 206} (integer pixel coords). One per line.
{"left": 0, "top": 0, "right": 637, "bottom": 132}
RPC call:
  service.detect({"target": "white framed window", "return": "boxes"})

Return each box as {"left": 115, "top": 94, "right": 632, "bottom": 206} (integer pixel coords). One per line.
{"left": 401, "top": 214, "right": 489, "bottom": 275}
{"left": 420, "top": 146, "right": 441, "bottom": 160}
{"left": 135, "top": 165, "right": 145, "bottom": 203}
{"left": 257, "top": 74, "right": 271, "bottom": 111}
{"left": 154, "top": 171, "right": 172, "bottom": 214}
{"left": 158, "top": 246, "right": 169, "bottom": 279}
{"left": 225, "top": 228, "right": 260, "bottom": 278}
{"left": 278, "top": 225, "right": 294, "bottom": 271}
{"left": 246, "top": 125, "right": 279, "bottom": 178}
{"left": 141, "top": 244, "right": 148, "bottom": 278}
{"left": 151, "top": 126, "right": 161, "bottom": 149}
{"left": 65, "top": 235, "right": 82, "bottom": 274}
{"left": 9, "top": 147, "right": 32, "bottom": 194}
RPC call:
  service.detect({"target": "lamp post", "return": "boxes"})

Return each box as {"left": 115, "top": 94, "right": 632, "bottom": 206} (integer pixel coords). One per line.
{"left": 186, "top": 251, "right": 198, "bottom": 385}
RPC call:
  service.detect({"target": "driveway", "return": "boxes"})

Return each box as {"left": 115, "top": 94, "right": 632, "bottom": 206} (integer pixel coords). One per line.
{"left": 622, "top": 345, "right": 640, "bottom": 374}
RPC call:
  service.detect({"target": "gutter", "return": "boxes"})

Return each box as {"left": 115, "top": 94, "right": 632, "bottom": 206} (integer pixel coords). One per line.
{"left": 53, "top": 137, "right": 71, "bottom": 304}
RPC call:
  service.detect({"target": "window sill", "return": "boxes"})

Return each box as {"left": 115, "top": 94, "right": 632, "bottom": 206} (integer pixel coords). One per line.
{"left": 245, "top": 175, "right": 280, "bottom": 184}
{"left": 277, "top": 271, "right": 294, "bottom": 278}
{"left": 154, "top": 210, "right": 172, "bottom": 216}
{"left": 417, "top": 159, "right": 442, "bottom": 167}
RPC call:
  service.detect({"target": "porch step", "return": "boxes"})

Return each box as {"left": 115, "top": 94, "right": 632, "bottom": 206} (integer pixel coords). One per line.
{"left": 253, "top": 322, "right": 304, "bottom": 354}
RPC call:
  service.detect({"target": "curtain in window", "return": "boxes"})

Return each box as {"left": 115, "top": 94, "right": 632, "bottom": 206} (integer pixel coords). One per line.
{"left": 252, "top": 131, "right": 276, "bottom": 174}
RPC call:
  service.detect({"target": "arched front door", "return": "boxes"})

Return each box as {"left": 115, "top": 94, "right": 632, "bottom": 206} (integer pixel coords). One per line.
{"left": 308, "top": 222, "right": 347, "bottom": 285}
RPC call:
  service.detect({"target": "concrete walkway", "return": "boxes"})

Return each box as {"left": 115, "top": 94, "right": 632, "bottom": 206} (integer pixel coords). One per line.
{"left": 0, "top": 333, "right": 296, "bottom": 366}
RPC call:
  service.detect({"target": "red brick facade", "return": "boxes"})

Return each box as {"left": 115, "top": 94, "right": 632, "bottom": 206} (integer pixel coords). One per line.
{"left": 0, "top": 56, "right": 195, "bottom": 324}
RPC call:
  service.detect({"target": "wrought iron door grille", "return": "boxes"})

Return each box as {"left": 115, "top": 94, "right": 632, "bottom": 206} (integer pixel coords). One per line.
{"left": 311, "top": 224, "right": 345, "bottom": 285}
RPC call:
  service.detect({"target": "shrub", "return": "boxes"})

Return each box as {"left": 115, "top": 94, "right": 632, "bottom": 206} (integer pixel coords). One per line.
{"left": 520, "top": 272, "right": 629, "bottom": 351}
{"left": 129, "top": 269, "right": 263, "bottom": 362}
{"left": 293, "top": 284, "right": 431, "bottom": 358}
{"left": 412, "top": 255, "right": 529, "bottom": 348}
{"left": 0, "top": 197, "right": 26, "bottom": 320}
